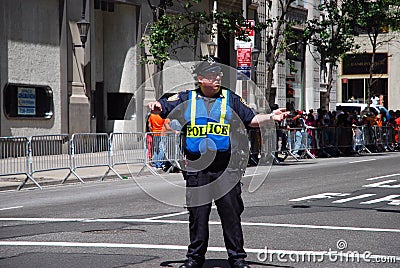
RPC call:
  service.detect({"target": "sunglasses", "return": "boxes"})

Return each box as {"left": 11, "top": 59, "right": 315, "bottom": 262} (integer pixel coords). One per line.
{"left": 200, "top": 72, "right": 223, "bottom": 80}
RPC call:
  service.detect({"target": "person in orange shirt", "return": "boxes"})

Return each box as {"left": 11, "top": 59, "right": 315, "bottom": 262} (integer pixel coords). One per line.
{"left": 148, "top": 113, "right": 172, "bottom": 168}
{"left": 376, "top": 110, "right": 387, "bottom": 127}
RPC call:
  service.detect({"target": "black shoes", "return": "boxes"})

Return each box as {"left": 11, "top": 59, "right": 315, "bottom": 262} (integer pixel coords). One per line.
{"left": 179, "top": 258, "right": 203, "bottom": 268}
{"left": 179, "top": 258, "right": 250, "bottom": 268}
{"left": 230, "top": 259, "right": 251, "bottom": 268}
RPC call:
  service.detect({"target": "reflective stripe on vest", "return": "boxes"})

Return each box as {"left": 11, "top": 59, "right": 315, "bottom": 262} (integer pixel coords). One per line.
{"left": 185, "top": 90, "right": 231, "bottom": 153}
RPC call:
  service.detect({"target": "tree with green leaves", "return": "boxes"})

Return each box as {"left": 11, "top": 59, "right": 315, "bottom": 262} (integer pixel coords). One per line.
{"left": 348, "top": 0, "right": 400, "bottom": 106}
{"left": 304, "top": 0, "right": 359, "bottom": 110}
{"left": 264, "top": 0, "right": 301, "bottom": 107}
{"left": 142, "top": 0, "right": 258, "bottom": 99}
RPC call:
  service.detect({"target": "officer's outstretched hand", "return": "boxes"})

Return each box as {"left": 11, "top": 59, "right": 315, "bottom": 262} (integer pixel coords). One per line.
{"left": 271, "top": 108, "right": 290, "bottom": 122}
{"left": 249, "top": 108, "right": 290, "bottom": 127}
{"left": 147, "top": 101, "right": 162, "bottom": 114}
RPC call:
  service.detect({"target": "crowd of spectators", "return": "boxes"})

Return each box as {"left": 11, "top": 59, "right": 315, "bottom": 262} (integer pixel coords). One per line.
{"left": 272, "top": 106, "right": 400, "bottom": 161}
{"left": 146, "top": 104, "right": 400, "bottom": 167}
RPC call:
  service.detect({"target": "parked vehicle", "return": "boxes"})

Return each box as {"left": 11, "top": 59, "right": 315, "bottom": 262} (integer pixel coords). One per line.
{"left": 335, "top": 103, "right": 390, "bottom": 120}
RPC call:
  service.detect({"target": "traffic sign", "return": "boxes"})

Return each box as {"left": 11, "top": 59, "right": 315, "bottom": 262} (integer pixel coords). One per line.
{"left": 235, "top": 20, "right": 255, "bottom": 49}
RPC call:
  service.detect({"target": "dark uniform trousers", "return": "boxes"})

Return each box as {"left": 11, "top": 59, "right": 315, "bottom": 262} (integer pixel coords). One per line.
{"left": 183, "top": 167, "right": 247, "bottom": 263}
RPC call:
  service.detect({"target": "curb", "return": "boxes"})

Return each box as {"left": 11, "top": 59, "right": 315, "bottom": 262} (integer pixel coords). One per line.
{"left": 0, "top": 169, "right": 160, "bottom": 192}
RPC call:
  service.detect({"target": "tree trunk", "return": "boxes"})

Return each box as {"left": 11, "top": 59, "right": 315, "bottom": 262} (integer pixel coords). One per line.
{"left": 265, "top": 62, "right": 275, "bottom": 108}
{"left": 265, "top": 0, "right": 295, "bottom": 107}
{"left": 324, "top": 64, "right": 334, "bottom": 110}
{"left": 367, "top": 32, "right": 378, "bottom": 107}
{"left": 265, "top": 20, "right": 282, "bottom": 107}
{"left": 154, "top": 0, "right": 166, "bottom": 100}
{"left": 154, "top": 63, "right": 164, "bottom": 100}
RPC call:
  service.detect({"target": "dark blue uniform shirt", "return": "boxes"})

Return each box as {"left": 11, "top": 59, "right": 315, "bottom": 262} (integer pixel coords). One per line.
{"left": 158, "top": 87, "right": 256, "bottom": 126}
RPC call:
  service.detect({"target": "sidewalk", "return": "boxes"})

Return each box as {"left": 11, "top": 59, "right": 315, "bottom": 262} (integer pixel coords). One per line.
{"left": 0, "top": 164, "right": 156, "bottom": 191}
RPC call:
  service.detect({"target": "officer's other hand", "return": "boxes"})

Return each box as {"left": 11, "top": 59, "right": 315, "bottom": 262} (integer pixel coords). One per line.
{"left": 147, "top": 101, "right": 162, "bottom": 113}
{"left": 272, "top": 108, "right": 290, "bottom": 121}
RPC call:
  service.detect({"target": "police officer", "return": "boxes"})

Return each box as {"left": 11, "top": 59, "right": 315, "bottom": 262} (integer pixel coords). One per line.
{"left": 147, "top": 58, "right": 288, "bottom": 268}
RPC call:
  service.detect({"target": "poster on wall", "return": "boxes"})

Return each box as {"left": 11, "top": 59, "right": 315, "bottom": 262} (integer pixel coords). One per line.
{"left": 17, "top": 87, "right": 36, "bottom": 116}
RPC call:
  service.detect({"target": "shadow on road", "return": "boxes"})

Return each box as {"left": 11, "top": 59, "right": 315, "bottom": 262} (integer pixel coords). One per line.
{"left": 161, "top": 258, "right": 294, "bottom": 267}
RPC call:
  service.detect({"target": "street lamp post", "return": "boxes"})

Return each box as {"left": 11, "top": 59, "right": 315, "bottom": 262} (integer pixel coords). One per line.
{"left": 251, "top": 48, "right": 260, "bottom": 83}
{"left": 70, "top": 0, "right": 91, "bottom": 134}
{"left": 73, "top": 0, "right": 90, "bottom": 49}
{"left": 207, "top": 41, "right": 218, "bottom": 58}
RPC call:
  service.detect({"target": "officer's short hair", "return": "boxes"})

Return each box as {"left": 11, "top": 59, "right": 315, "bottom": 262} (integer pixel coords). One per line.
{"left": 193, "top": 57, "right": 222, "bottom": 77}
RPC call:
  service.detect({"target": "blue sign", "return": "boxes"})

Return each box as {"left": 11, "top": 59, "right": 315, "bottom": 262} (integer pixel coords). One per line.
{"left": 237, "top": 66, "right": 251, "bottom": 81}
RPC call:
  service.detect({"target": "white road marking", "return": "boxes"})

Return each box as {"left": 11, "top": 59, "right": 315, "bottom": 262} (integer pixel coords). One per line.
{"left": 144, "top": 211, "right": 188, "bottom": 220}
{"left": 0, "top": 241, "right": 398, "bottom": 262}
{"left": 363, "top": 180, "right": 400, "bottom": 188}
{"left": 332, "top": 194, "right": 376, "bottom": 204}
{"left": 0, "top": 206, "right": 23, "bottom": 211}
{"left": 291, "top": 192, "right": 400, "bottom": 206}
{"left": 360, "top": 195, "right": 400, "bottom": 205}
{"left": 349, "top": 159, "right": 376, "bottom": 164}
{"left": 289, "top": 193, "right": 350, "bottom": 202}
{"left": 367, "top": 173, "right": 400, "bottom": 181}
{"left": 0, "top": 217, "right": 399, "bottom": 233}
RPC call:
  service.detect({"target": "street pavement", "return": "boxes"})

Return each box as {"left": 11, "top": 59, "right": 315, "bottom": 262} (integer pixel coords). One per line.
{"left": 0, "top": 153, "right": 399, "bottom": 267}
{"left": 0, "top": 163, "right": 150, "bottom": 191}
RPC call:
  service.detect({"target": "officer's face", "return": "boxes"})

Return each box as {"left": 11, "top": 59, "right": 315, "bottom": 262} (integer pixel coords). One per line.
{"left": 198, "top": 72, "right": 222, "bottom": 97}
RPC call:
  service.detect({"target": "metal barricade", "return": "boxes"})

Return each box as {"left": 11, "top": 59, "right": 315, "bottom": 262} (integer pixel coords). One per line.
{"left": 320, "top": 126, "right": 337, "bottom": 156}
{"left": 141, "top": 132, "right": 181, "bottom": 175}
{"left": 313, "top": 126, "right": 335, "bottom": 158}
{"left": 357, "top": 125, "right": 391, "bottom": 153}
{"left": 163, "top": 132, "right": 183, "bottom": 172}
{"left": 352, "top": 126, "right": 371, "bottom": 154}
{"left": 107, "top": 132, "right": 145, "bottom": 179}
{"left": 388, "top": 125, "right": 396, "bottom": 151}
{"left": 64, "top": 133, "right": 114, "bottom": 183}
{"left": 318, "top": 126, "right": 371, "bottom": 156}
{"left": 0, "top": 136, "right": 41, "bottom": 190}
{"left": 379, "top": 126, "right": 396, "bottom": 151}
{"left": 260, "top": 127, "right": 280, "bottom": 164}
{"left": 374, "top": 126, "right": 385, "bottom": 151}
{"left": 304, "top": 126, "right": 317, "bottom": 159}
{"left": 286, "top": 127, "right": 315, "bottom": 159}
{"left": 336, "top": 126, "right": 354, "bottom": 156}
{"left": 248, "top": 128, "right": 261, "bottom": 165}
{"left": 396, "top": 128, "right": 400, "bottom": 150}
{"left": 361, "top": 125, "right": 376, "bottom": 151}
{"left": 18, "top": 134, "right": 71, "bottom": 190}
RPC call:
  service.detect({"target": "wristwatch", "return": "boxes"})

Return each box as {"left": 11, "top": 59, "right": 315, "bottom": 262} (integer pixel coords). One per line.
{"left": 269, "top": 113, "right": 274, "bottom": 121}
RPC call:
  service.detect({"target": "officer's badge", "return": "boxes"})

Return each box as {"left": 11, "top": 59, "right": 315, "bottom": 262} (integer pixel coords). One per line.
{"left": 240, "top": 97, "right": 250, "bottom": 108}
{"left": 167, "top": 93, "right": 180, "bottom": 102}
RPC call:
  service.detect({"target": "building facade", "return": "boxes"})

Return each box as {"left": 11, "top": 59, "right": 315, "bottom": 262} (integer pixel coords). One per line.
{"left": 338, "top": 32, "right": 400, "bottom": 111}
{"left": 2, "top": 0, "right": 378, "bottom": 137}
{"left": 0, "top": 0, "right": 147, "bottom": 136}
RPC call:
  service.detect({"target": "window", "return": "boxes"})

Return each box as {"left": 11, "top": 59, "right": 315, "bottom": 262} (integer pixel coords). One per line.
{"left": 3, "top": 83, "right": 54, "bottom": 119}
{"left": 107, "top": 92, "right": 135, "bottom": 120}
